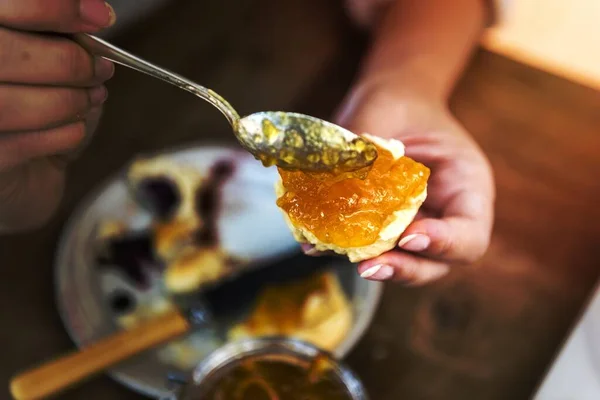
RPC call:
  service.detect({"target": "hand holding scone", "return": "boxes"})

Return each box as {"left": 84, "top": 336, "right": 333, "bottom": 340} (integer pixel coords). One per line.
{"left": 0, "top": 0, "right": 115, "bottom": 232}
{"left": 301, "top": 84, "right": 495, "bottom": 285}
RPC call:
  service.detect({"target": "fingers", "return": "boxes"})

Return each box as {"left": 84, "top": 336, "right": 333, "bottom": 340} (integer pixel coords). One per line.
{"left": 0, "top": 28, "right": 114, "bottom": 86}
{"left": 0, "top": 0, "right": 116, "bottom": 32}
{"left": 0, "top": 0, "right": 117, "bottom": 233}
{"left": 358, "top": 251, "right": 449, "bottom": 285}
{"left": 303, "top": 186, "right": 492, "bottom": 285}
{"left": 0, "top": 85, "right": 106, "bottom": 131}
{"left": 397, "top": 188, "right": 493, "bottom": 263}
{"left": 0, "top": 121, "right": 88, "bottom": 169}
{"left": 397, "top": 217, "right": 488, "bottom": 263}
{"left": 69, "top": 105, "right": 103, "bottom": 160}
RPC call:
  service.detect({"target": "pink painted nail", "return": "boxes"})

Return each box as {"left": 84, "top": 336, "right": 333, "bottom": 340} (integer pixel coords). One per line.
{"left": 398, "top": 234, "right": 430, "bottom": 252}
{"left": 304, "top": 247, "right": 320, "bottom": 256}
{"left": 300, "top": 243, "right": 317, "bottom": 255}
{"left": 360, "top": 264, "right": 394, "bottom": 281}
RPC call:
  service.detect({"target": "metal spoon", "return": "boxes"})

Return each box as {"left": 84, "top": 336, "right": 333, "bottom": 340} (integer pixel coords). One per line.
{"left": 74, "top": 34, "right": 378, "bottom": 173}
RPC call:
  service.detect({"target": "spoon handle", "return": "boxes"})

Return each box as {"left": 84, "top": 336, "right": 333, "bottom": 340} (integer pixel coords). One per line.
{"left": 73, "top": 33, "right": 240, "bottom": 126}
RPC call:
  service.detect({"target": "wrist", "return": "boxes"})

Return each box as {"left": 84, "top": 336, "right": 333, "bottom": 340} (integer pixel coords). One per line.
{"left": 353, "top": 0, "right": 487, "bottom": 103}
{"left": 358, "top": 60, "right": 451, "bottom": 104}
{"left": 335, "top": 71, "right": 448, "bottom": 128}
{"left": 334, "top": 77, "right": 458, "bottom": 143}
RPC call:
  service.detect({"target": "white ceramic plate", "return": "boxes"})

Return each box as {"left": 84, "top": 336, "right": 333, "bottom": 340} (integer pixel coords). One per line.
{"left": 54, "top": 144, "right": 383, "bottom": 398}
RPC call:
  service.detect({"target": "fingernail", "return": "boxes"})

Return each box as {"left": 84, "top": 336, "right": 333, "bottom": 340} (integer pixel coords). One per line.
{"left": 106, "top": 3, "right": 117, "bottom": 26}
{"left": 304, "top": 247, "right": 320, "bottom": 256}
{"left": 360, "top": 264, "right": 394, "bottom": 281}
{"left": 80, "top": 0, "right": 116, "bottom": 28}
{"left": 94, "top": 57, "right": 114, "bottom": 80}
{"left": 300, "top": 243, "right": 317, "bottom": 255}
{"left": 88, "top": 85, "right": 108, "bottom": 106}
{"left": 398, "top": 234, "right": 430, "bottom": 252}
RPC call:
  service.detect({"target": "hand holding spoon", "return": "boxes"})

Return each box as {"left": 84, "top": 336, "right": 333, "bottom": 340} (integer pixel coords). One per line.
{"left": 74, "top": 34, "right": 378, "bottom": 173}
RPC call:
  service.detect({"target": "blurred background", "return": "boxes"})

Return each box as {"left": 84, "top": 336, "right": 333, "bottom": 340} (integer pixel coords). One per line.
{"left": 2, "top": 0, "right": 600, "bottom": 399}
{"left": 483, "top": 0, "right": 600, "bottom": 91}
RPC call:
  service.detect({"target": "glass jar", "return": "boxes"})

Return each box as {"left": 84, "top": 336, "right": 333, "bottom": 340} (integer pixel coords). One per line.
{"left": 175, "top": 337, "right": 369, "bottom": 400}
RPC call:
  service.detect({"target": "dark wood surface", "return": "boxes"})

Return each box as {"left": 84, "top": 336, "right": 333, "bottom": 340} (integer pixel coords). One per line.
{"left": 2, "top": 0, "right": 600, "bottom": 399}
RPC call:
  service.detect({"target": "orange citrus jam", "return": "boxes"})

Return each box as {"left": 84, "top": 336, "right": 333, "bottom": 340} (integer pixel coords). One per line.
{"left": 277, "top": 143, "right": 430, "bottom": 248}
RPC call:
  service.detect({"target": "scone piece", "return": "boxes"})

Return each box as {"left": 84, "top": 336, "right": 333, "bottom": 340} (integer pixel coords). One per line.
{"left": 227, "top": 271, "right": 352, "bottom": 351}
{"left": 96, "top": 220, "right": 128, "bottom": 240}
{"left": 163, "top": 247, "right": 229, "bottom": 294}
{"left": 127, "top": 157, "right": 203, "bottom": 224}
{"left": 275, "top": 134, "right": 429, "bottom": 263}
{"left": 127, "top": 157, "right": 205, "bottom": 261}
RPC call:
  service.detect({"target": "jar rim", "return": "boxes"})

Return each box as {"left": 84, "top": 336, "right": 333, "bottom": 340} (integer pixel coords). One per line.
{"left": 182, "top": 337, "right": 368, "bottom": 400}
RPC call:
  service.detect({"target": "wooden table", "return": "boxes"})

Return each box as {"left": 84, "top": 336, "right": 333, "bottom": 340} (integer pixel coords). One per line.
{"left": 2, "top": 0, "right": 599, "bottom": 399}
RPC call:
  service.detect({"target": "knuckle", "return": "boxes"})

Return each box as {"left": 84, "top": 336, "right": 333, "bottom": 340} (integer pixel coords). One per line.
{"left": 431, "top": 220, "right": 489, "bottom": 264}
{"left": 437, "top": 233, "right": 456, "bottom": 259}
{"left": 400, "top": 262, "right": 421, "bottom": 283}
{"left": 429, "top": 219, "right": 455, "bottom": 258}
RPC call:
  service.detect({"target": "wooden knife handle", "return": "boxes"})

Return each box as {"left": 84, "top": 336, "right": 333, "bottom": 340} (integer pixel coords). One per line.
{"left": 10, "top": 310, "right": 190, "bottom": 400}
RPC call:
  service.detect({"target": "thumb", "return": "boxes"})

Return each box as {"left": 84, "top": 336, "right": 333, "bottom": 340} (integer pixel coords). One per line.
{"left": 0, "top": 0, "right": 116, "bottom": 33}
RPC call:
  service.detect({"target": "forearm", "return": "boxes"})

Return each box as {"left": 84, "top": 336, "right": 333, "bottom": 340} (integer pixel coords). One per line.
{"left": 356, "top": 0, "right": 489, "bottom": 101}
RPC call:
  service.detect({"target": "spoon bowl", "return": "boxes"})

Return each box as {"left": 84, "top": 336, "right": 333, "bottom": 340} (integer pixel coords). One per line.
{"left": 74, "top": 34, "right": 378, "bottom": 173}
{"left": 236, "top": 111, "right": 378, "bottom": 172}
